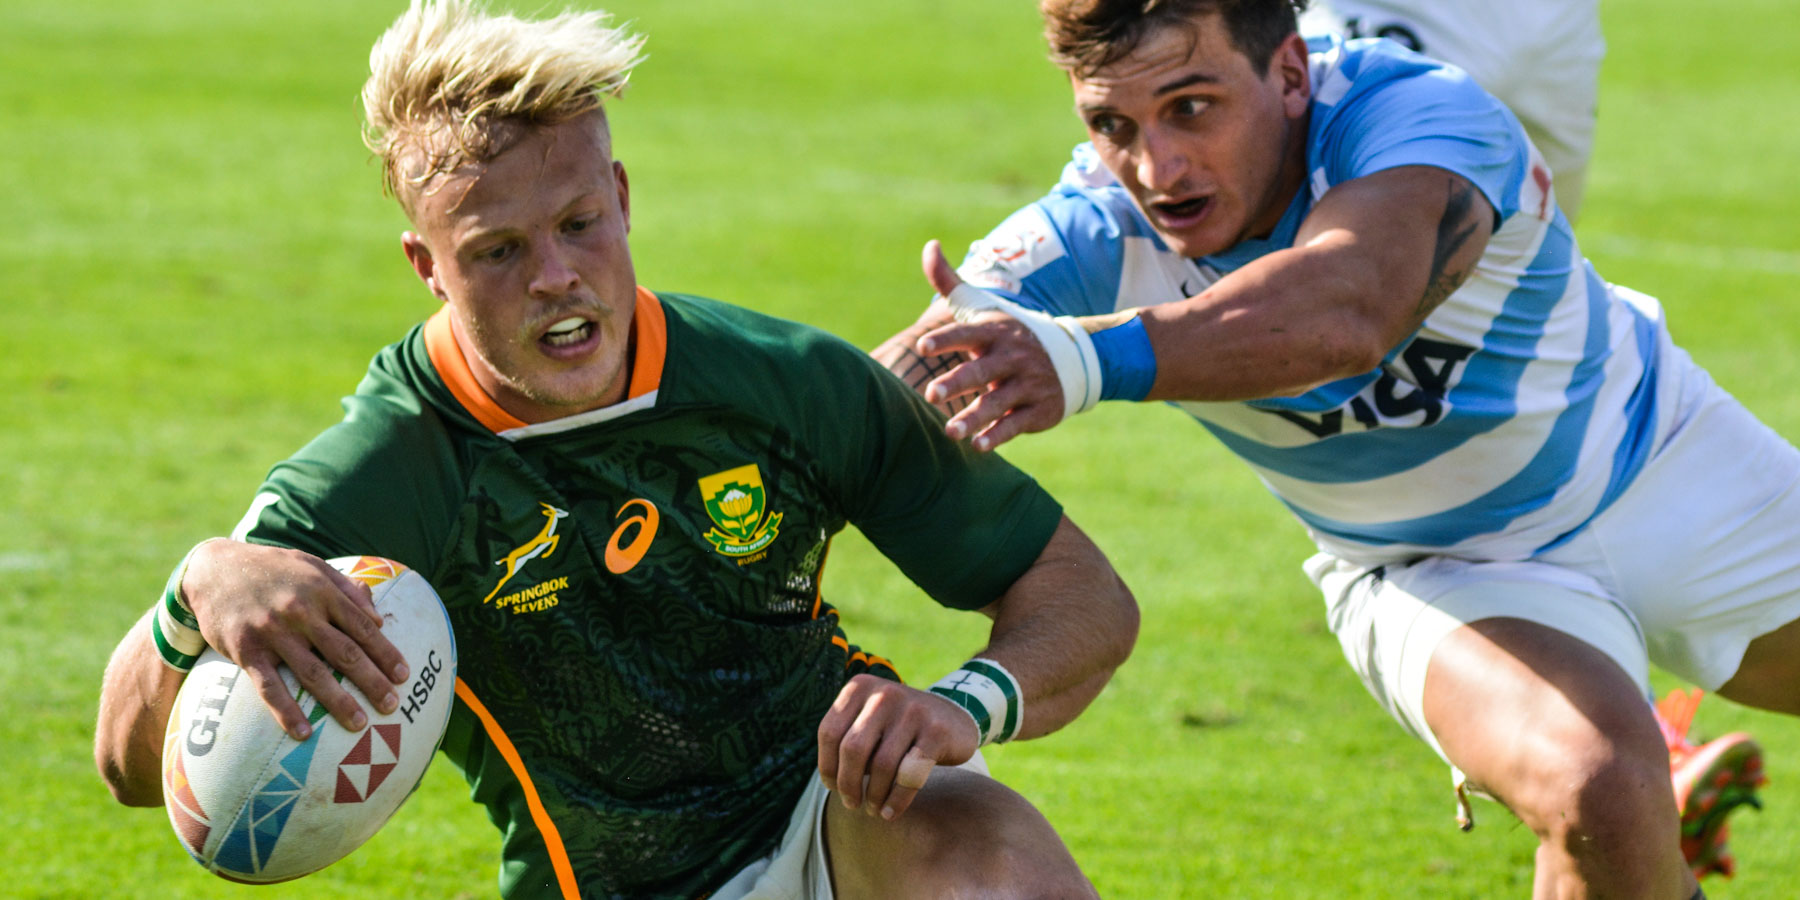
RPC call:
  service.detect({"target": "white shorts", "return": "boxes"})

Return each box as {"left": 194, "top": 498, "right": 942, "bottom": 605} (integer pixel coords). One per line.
{"left": 1313, "top": 342, "right": 1800, "bottom": 769}
{"left": 1301, "top": 0, "right": 1603, "bottom": 217}
{"left": 711, "top": 754, "right": 991, "bottom": 900}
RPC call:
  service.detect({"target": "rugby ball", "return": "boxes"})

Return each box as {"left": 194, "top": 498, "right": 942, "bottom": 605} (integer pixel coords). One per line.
{"left": 161, "top": 556, "right": 457, "bottom": 883}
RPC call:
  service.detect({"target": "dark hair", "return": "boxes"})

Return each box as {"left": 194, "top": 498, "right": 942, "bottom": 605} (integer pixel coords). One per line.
{"left": 1042, "top": 0, "right": 1306, "bottom": 76}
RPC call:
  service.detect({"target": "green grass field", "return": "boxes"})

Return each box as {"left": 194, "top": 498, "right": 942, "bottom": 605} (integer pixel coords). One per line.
{"left": 6, "top": 0, "right": 1800, "bottom": 896}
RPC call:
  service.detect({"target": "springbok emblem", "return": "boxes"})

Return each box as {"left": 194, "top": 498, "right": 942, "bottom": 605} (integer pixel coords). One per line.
{"left": 482, "top": 503, "right": 569, "bottom": 604}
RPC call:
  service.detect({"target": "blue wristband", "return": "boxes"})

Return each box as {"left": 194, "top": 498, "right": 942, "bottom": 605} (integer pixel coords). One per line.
{"left": 1089, "top": 314, "right": 1157, "bottom": 402}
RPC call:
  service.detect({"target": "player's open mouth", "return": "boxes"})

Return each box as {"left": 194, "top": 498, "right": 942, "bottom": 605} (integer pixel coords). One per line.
{"left": 541, "top": 317, "right": 594, "bottom": 348}
{"left": 1152, "top": 196, "right": 1210, "bottom": 226}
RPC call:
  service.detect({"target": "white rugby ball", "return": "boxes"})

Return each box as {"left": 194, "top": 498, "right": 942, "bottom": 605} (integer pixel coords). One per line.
{"left": 161, "top": 555, "right": 457, "bottom": 883}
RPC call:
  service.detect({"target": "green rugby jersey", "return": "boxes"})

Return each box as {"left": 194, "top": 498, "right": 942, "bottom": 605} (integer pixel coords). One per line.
{"left": 234, "top": 288, "right": 1063, "bottom": 899}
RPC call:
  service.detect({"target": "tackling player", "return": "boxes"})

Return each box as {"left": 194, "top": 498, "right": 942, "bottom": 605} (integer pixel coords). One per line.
{"left": 93, "top": 2, "right": 1138, "bottom": 898}
{"left": 878, "top": 1, "right": 1792, "bottom": 896}
{"left": 1295, "top": 0, "right": 1763, "bottom": 878}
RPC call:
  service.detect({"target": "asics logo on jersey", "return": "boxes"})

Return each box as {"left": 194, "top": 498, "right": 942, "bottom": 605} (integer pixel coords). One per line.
{"left": 699, "top": 464, "right": 783, "bottom": 563}
{"left": 483, "top": 503, "right": 568, "bottom": 604}
{"left": 605, "top": 499, "right": 659, "bottom": 574}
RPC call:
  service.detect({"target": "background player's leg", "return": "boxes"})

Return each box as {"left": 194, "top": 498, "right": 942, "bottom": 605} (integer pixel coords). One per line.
{"left": 1423, "top": 617, "right": 1697, "bottom": 899}
{"left": 1718, "top": 614, "right": 1800, "bottom": 715}
{"left": 823, "top": 766, "right": 1096, "bottom": 900}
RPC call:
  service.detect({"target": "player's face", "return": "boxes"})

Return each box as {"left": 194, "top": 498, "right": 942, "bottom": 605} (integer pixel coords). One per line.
{"left": 402, "top": 112, "right": 637, "bottom": 423}
{"left": 1069, "top": 15, "right": 1311, "bottom": 259}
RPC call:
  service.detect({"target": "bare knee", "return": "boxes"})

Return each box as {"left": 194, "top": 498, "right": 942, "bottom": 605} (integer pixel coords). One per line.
{"left": 1498, "top": 731, "right": 1695, "bottom": 898}
{"left": 1423, "top": 619, "right": 1693, "bottom": 894}
{"left": 1506, "top": 732, "right": 1675, "bottom": 850}
{"left": 917, "top": 789, "right": 1090, "bottom": 898}
{"left": 828, "top": 768, "right": 1096, "bottom": 900}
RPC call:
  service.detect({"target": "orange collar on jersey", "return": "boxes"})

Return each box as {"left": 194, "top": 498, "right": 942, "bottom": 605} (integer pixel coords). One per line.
{"left": 424, "top": 286, "right": 668, "bottom": 434}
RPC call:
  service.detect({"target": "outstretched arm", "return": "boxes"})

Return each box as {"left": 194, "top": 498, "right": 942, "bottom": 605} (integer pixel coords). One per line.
{"left": 817, "top": 515, "right": 1137, "bottom": 820}
{"left": 910, "top": 165, "right": 1496, "bottom": 449}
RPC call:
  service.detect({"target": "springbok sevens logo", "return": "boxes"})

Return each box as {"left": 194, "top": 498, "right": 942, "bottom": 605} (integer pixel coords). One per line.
{"left": 699, "top": 464, "right": 783, "bottom": 557}
{"left": 483, "top": 503, "right": 568, "bottom": 604}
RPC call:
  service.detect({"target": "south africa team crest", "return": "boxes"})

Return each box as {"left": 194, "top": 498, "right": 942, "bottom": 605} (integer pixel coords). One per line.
{"left": 699, "top": 464, "right": 783, "bottom": 557}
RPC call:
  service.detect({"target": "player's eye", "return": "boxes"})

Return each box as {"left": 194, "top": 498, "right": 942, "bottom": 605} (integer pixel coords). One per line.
{"left": 1171, "top": 97, "right": 1209, "bottom": 119}
{"left": 565, "top": 215, "right": 595, "bottom": 234}
{"left": 476, "top": 243, "right": 514, "bottom": 264}
{"left": 1086, "top": 112, "right": 1130, "bottom": 139}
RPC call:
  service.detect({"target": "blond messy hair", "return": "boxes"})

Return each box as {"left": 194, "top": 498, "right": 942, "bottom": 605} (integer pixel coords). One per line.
{"left": 362, "top": 0, "right": 646, "bottom": 214}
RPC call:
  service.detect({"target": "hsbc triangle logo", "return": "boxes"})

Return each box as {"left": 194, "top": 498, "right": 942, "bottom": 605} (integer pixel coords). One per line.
{"left": 333, "top": 724, "right": 402, "bottom": 804}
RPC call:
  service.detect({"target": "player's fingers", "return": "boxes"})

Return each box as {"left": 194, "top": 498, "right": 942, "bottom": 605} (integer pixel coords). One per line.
{"left": 916, "top": 321, "right": 984, "bottom": 364}
{"left": 859, "top": 722, "right": 915, "bottom": 816}
{"left": 916, "top": 314, "right": 1018, "bottom": 360}
{"left": 313, "top": 613, "right": 401, "bottom": 717}
{"left": 923, "top": 354, "right": 999, "bottom": 410}
{"left": 969, "top": 403, "right": 1060, "bottom": 452}
{"left": 324, "top": 564, "right": 381, "bottom": 627}
{"left": 834, "top": 696, "right": 891, "bottom": 811}
{"left": 944, "top": 402, "right": 1000, "bottom": 445}
{"left": 816, "top": 685, "right": 862, "bottom": 793}
{"left": 944, "top": 379, "right": 1045, "bottom": 446}
{"left": 920, "top": 239, "right": 965, "bottom": 298}
{"left": 881, "top": 746, "right": 938, "bottom": 821}
{"left": 327, "top": 583, "right": 410, "bottom": 690}
{"left": 925, "top": 319, "right": 1041, "bottom": 407}
{"left": 276, "top": 631, "right": 370, "bottom": 735}
{"left": 239, "top": 654, "right": 318, "bottom": 741}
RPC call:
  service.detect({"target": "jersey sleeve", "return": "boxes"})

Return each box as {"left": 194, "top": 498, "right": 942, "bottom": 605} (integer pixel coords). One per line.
{"left": 1313, "top": 45, "right": 1528, "bottom": 219}
{"left": 952, "top": 144, "right": 1195, "bottom": 320}
{"left": 231, "top": 350, "right": 466, "bottom": 575}
{"left": 804, "top": 339, "right": 1065, "bottom": 611}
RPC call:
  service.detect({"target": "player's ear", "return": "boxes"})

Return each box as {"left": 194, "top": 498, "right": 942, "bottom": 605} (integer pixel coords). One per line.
{"left": 1273, "top": 32, "right": 1311, "bottom": 117}
{"left": 402, "top": 232, "right": 449, "bottom": 303}
{"left": 613, "top": 160, "right": 630, "bottom": 235}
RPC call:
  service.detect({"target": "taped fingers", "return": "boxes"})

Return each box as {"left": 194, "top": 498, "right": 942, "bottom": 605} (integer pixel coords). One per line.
{"left": 881, "top": 745, "right": 937, "bottom": 820}
{"left": 859, "top": 721, "right": 924, "bottom": 816}
{"left": 834, "top": 702, "right": 889, "bottom": 810}
{"left": 895, "top": 744, "right": 935, "bottom": 789}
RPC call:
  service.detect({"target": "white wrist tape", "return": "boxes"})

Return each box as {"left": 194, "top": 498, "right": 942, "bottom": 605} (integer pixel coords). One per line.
{"left": 942, "top": 283, "right": 1102, "bottom": 420}
{"left": 153, "top": 595, "right": 205, "bottom": 671}
{"left": 150, "top": 539, "right": 219, "bottom": 671}
{"left": 928, "top": 658, "right": 1024, "bottom": 746}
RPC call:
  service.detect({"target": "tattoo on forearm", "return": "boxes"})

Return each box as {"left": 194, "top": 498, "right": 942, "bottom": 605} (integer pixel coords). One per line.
{"left": 1418, "top": 177, "right": 1480, "bottom": 316}
{"left": 902, "top": 349, "right": 974, "bottom": 415}
{"left": 872, "top": 334, "right": 974, "bottom": 415}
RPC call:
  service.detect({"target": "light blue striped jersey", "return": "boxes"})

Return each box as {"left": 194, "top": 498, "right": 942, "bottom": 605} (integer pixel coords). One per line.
{"left": 958, "top": 36, "right": 1664, "bottom": 564}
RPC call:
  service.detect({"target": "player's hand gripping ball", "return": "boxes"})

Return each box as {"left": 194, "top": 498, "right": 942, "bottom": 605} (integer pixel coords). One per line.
{"left": 160, "top": 556, "right": 456, "bottom": 883}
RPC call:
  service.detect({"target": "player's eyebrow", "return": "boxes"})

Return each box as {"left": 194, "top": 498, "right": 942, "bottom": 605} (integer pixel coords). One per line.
{"left": 1074, "top": 68, "right": 1221, "bottom": 113}
{"left": 1154, "top": 72, "right": 1219, "bottom": 96}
